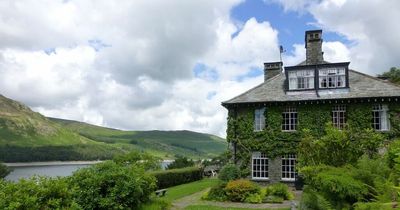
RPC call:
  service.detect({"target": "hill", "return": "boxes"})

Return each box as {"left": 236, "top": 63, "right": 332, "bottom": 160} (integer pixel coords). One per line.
{"left": 0, "top": 94, "right": 227, "bottom": 161}
{"left": 50, "top": 118, "right": 227, "bottom": 159}
{"left": 0, "top": 94, "right": 126, "bottom": 162}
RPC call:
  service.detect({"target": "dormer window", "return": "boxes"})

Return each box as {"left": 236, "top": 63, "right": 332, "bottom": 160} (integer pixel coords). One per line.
{"left": 288, "top": 70, "right": 314, "bottom": 90}
{"left": 319, "top": 68, "right": 346, "bottom": 88}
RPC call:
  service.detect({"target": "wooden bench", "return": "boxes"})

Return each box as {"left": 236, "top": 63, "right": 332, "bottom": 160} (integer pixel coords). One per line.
{"left": 155, "top": 189, "right": 167, "bottom": 197}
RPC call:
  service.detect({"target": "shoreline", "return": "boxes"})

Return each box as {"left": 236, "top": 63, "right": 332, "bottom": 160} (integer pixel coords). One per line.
{"left": 4, "top": 159, "right": 174, "bottom": 167}
{"left": 4, "top": 161, "right": 104, "bottom": 167}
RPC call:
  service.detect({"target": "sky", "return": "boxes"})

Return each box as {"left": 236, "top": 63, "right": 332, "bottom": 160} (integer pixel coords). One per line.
{"left": 0, "top": 0, "right": 399, "bottom": 137}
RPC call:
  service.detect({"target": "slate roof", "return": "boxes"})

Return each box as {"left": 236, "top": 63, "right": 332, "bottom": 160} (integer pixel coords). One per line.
{"left": 222, "top": 69, "right": 400, "bottom": 106}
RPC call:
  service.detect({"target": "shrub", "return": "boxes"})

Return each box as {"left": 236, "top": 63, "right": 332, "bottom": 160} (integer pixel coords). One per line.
{"left": 218, "top": 164, "right": 240, "bottom": 182}
{"left": 203, "top": 182, "right": 227, "bottom": 201}
{"left": 151, "top": 167, "right": 203, "bottom": 189}
{"left": 224, "top": 179, "right": 260, "bottom": 202}
{"left": 166, "top": 155, "right": 194, "bottom": 170}
{"left": 266, "top": 183, "right": 293, "bottom": 200}
{"left": 300, "top": 189, "right": 333, "bottom": 210}
{"left": 70, "top": 161, "right": 156, "bottom": 209}
{"left": 0, "top": 162, "right": 11, "bottom": 179}
{"left": 0, "top": 176, "right": 79, "bottom": 209}
{"left": 244, "top": 193, "right": 262, "bottom": 204}
{"left": 354, "top": 202, "right": 395, "bottom": 210}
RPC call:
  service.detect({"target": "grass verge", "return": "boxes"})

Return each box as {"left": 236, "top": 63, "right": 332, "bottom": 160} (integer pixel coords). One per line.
{"left": 185, "top": 205, "right": 291, "bottom": 210}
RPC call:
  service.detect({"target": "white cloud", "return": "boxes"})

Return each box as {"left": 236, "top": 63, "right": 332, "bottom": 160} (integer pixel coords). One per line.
{"left": 1, "top": 0, "right": 281, "bottom": 138}
{"left": 272, "top": 0, "right": 400, "bottom": 75}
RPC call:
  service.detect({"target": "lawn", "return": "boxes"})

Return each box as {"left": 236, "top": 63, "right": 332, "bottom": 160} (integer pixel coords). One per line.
{"left": 163, "top": 178, "right": 220, "bottom": 201}
{"left": 185, "top": 205, "right": 291, "bottom": 210}
{"left": 139, "top": 178, "right": 220, "bottom": 210}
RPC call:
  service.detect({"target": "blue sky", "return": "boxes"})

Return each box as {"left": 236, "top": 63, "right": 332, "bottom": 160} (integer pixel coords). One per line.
{"left": 231, "top": 0, "right": 348, "bottom": 55}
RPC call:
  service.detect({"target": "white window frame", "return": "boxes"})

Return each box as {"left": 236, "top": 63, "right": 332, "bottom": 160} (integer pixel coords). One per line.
{"left": 332, "top": 105, "right": 346, "bottom": 130}
{"left": 252, "top": 152, "right": 269, "bottom": 180}
{"left": 254, "top": 108, "right": 266, "bottom": 131}
{"left": 319, "top": 67, "right": 346, "bottom": 88}
{"left": 282, "top": 107, "right": 297, "bottom": 131}
{"left": 281, "top": 154, "right": 297, "bottom": 181}
{"left": 372, "top": 104, "right": 390, "bottom": 131}
{"left": 288, "top": 70, "right": 315, "bottom": 90}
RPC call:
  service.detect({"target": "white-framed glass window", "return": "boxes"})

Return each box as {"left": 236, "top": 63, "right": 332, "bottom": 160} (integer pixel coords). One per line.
{"left": 281, "top": 154, "right": 297, "bottom": 181}
{"left": 332, "top": 105, "right": 346, "bottom": 129}
{"left": 288, "top": 70, "right": 314, "bottom": 90}
{"left": 282, "top": 107, "right": 297, "bottom": 131}
{"left": 319, "top": 67, "right": 346, "bottom": 88}
{"left": 372, "top": 104, "right": 390, "bottom": 131}
{"left": 254, "top": 108, "right": 266, "bottom": 131}
{"left": 252, "top": 152, "right": 268, "bottom": 180}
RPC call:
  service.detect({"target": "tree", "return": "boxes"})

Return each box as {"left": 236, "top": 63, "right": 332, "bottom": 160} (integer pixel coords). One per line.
{"left": 112, "top": 151, "right": 161, "bottom": 171}
{"left": 0, "top": 162, "right": 11, "bottom": 179}
{"left": 379, "top": 67, "right": 400, "bottom": 84}
{"left": 166, "top": 155, "right": 194, "bottom": 169}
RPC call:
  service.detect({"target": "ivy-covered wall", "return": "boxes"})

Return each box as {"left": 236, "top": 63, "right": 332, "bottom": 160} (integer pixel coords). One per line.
{"left": 226, "top": 102, "right": 400, "bottom": 173}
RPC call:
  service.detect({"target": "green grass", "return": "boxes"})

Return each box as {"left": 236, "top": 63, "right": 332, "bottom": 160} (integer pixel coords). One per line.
{"left": 163, "top": 178, "right": 220, "bottom": 202}
{"left": 185, "top": 206, "right": 290, "bottom": 210}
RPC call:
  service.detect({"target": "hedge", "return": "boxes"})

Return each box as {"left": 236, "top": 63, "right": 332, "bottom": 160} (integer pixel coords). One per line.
{"left": 151, "top": 167, "right": 203, "bottom": 189}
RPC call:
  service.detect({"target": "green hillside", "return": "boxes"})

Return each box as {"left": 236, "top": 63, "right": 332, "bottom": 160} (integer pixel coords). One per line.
{"left": 50, "top": 118, "right": 228, "bottom": 159}
{"left": 0, "top": 94, "right": 126, "bottom": 162}
{"left": 0, "top": 94, "right": 227, "bottom": 162}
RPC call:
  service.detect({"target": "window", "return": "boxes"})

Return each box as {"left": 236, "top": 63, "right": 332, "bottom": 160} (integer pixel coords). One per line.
{"left": 332, "top": 105, "right": 346, "bottom": 129}
{"left": 288, "top": 70, "right": 314, "bottom": 90}
{"left": 319, "top": 68, "right": 346, "bottom": 88}
{"left": 282, "top": 154, "right": 297, "bottom": 181}
{"left": 372, "top": 104, "right": 390, "bottom": 131}
{"left": 254, "top": 108, "right": 266, "bottom": 131}
{"left": 252, "top": 152, "right": 268, "bottom": 180}
{"left": 282, "top": 107, "right": 297, "bottom": 131}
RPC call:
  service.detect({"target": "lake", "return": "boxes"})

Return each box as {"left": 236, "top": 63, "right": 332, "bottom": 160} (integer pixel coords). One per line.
{"left": 5, "top": 160, "right": 172, "bottom": 182}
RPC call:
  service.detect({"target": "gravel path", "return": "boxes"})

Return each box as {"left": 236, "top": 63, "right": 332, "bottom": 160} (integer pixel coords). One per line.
{"left": 171, "top": 189, "right": 302, "bottom": 210}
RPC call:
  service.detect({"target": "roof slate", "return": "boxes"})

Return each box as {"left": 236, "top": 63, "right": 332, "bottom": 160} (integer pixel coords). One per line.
{"left": 222, "top": 70, "right": 400, "bottom": 105}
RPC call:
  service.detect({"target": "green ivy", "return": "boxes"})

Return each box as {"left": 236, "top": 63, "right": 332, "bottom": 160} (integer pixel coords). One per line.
{"left": 226, "top": 102, "right": 400, "bottom": 170}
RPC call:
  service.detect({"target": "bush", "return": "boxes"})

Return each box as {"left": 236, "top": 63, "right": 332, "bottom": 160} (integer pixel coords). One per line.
{"left": 0, "top": 162, "right": 11, "bottom": 179}
{"left": 266, "top": 183, "right": 294, "bottom": 200}
{"left": 151, "top": 167, "right": 203, "bottom": 189}
{"left": 166, "top": 155, "right": 194, "bottom": 170}
{"left": 203, "top": 182, "right": 227, "bottom": 201}
{"left": 300, "top": 188, "right": 333, "bottom": 210}
{"left": 218, "top": 164, "right": 240, "bottom": 182}
{"left": 70, "top": 161, "right": 156, "bottom": 209}
{"left": 244, "top": 193, "right": 262, "bottom": 204}
{"left": 0, "top": 176, "right": 79, "bottom": 209}
{"left": 224, "top": 179, "right": 260, "bottom": 202}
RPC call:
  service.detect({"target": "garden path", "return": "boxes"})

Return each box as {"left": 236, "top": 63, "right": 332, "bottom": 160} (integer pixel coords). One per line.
{"left": 171, "top": 188, "right": 302, "bottom": 210}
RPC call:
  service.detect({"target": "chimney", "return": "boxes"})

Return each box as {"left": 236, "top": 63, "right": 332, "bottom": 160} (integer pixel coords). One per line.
{"left": 305, "top": 30, "right": 324, "bottom": 65}
{"left": 264, "top": 62, "right": 282, "bottom": 81}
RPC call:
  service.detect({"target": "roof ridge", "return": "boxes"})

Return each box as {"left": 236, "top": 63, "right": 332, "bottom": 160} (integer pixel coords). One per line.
{"left": 349, "top": 69, "right": 400, "bottom": 89}
{"left": 221, "top": 73, "right": 282, "bottom": 105}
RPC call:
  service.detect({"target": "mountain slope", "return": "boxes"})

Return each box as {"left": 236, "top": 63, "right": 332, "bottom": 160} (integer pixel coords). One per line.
{"left": 0, "top": 94, "right": 227, "bottom": 161}
{"left": 0, "top": 94, "right": 125, "bottom": 162}
{"left": 50, "top": 118, "right": 228, "bottom": 158}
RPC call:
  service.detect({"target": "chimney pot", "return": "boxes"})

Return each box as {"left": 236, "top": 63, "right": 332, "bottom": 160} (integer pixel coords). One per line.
{"left": 305, "top": 30, "right": 324, "bottom": 65}
{"left": 264, "top": 62, "right": 282, "bottom": 82}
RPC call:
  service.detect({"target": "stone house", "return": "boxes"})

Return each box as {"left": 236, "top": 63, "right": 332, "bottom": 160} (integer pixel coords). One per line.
{"left": 222, "top": 30, "right": 400, "bottom": 183}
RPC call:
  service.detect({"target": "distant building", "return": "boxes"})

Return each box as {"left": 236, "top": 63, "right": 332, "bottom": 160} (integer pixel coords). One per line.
{"left": 222, "top": 30, "right": 400, "bottom": 183}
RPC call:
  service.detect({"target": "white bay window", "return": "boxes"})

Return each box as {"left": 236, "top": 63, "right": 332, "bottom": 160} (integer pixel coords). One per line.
{"left": 252, "top": 152, "right": 269, "bottom": 180}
